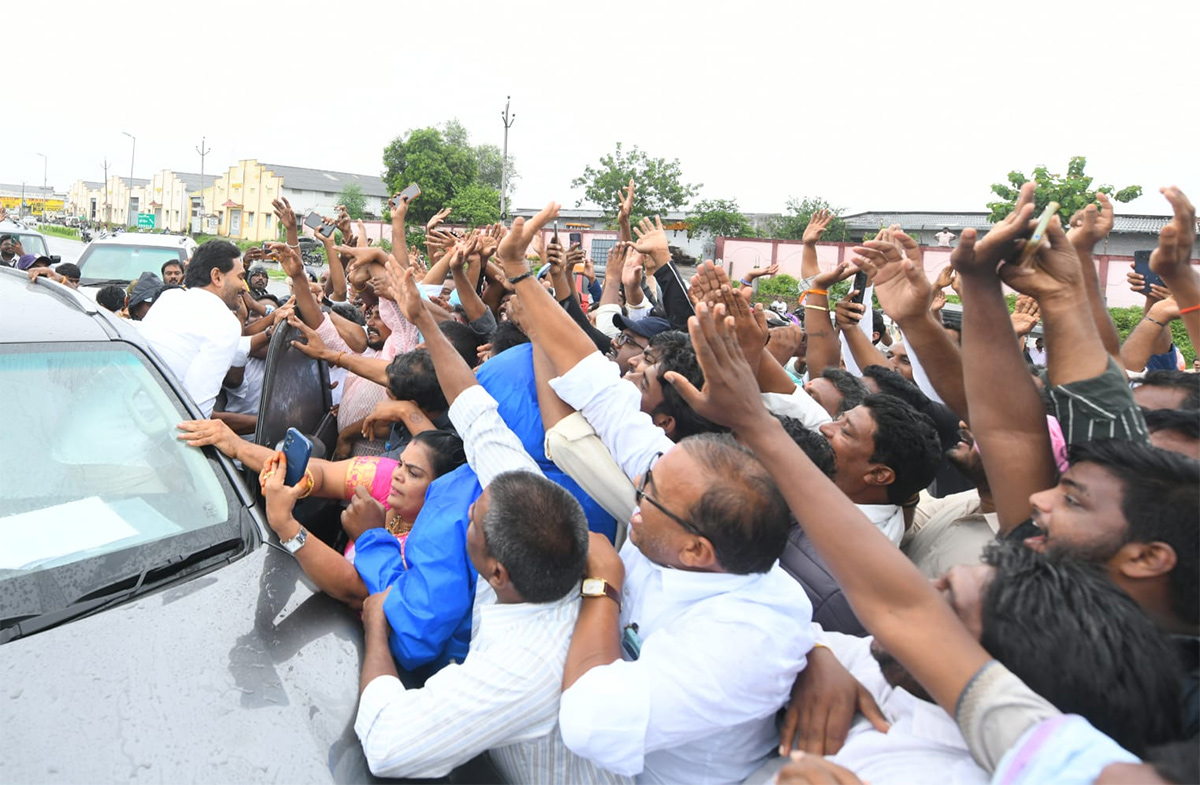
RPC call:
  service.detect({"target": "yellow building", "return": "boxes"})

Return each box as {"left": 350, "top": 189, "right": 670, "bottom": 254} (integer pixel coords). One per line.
{"left": 0, "top": 184, "right": 65, "bottom": 217}
{"left": 146, "top": 170, "right": 205, "bottom": 232}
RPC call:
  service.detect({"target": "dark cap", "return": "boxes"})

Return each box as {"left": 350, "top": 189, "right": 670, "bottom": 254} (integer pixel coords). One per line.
{"left": 612, "top": 314, "right": 671, "bottom": 339}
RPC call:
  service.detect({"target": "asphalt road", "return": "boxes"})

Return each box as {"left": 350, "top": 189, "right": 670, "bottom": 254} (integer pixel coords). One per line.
{"left": 43, "top": 233, "right": 85, "bottom": 266}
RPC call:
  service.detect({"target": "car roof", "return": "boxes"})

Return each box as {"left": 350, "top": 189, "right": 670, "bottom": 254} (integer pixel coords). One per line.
{"left": 92, "top": 232, "right": 198, "bottom": 250}
{"left": 0, "top": 267, "right": 128, "bottom": 343}
{"left": 0, "top": 220, "right": 48, "bottom": 240}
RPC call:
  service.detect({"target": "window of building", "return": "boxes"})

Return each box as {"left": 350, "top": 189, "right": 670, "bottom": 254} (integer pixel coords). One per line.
{"left": 246, "top": 212, "right": 255, "bottom": 228}
{"left": 263, "top": 214, "right": 273, "bottom": 231}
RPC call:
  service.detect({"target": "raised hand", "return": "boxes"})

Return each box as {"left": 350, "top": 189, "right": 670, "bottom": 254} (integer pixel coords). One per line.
{"left": 854, "top": 229, "right": 932, "bottom": 324}
{"left": 621, "top": 255, "right": 644, "bottom": 289}
{"left": 811, "top": 261, "right": 855, "bottom": 291}
{"left": 933, "top": 264, "right": 956, "bottom": 291}
{"left": 766, "top": 324, "right": 806, "bottom": 366}
{"left": 954, "top": 182, "right": 1036, "bottom": 279}
{"left": 1149, "top": 186, "right": 1197, "bottom": 280}
{"left": 997, "top": 215, "right": 1085, "bottom": 304}
{"left": 391, "top": 189, "right": 417, "bottom": 222}
{"left": 632, "top": 216, "right": 670, "bottom": 271}
{"left": 385, "top": 261, "right": 430, "bottom": 327}
{"left": 617, "top": 178, "right": 635, "bottom": 224}
{"left": 1067, "top": 190, "right": 1114, "bottom": 251}
{"left": 834, "top": 297, "right": 866, "bottom": 331}
{"left": 266, "top": 242, "right": 304, "bottom": 279}
{"left": 1009, "top": 295, "right": 1041, "bottom": 336}
{"left": 335, "top": 206, "right": 353, "bottom": 238}
{"left": 802, "top": 208, "right": 834, "bottom": 245}
{"left": 272, "top": 197, "right": 297, "bottom": 232}
{"left": 497, "top": 202, "right": 561, "bottom": 275}
{"left": 662, "top": 302, "right": 770, "bottom": 433}
{"left": 425, "top": 207, "right": 452, "bottom": 233}
{"left": 259, "top": 451, "right": 307, "bottom": 533}
{"left": 930, "top": 288, "right": 947, "bottom": 314}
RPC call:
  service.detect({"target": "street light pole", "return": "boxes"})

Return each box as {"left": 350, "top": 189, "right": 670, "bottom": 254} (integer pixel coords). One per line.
{"left": 195, "top": 136, "right": 210, "bottom": 236}
{"left": 36, "top": 153, "right": 47, "bottom": 220}
{"left": 122, "top": 131, "right": 136, "bottom": 226}
{"left": 500, "top": 96, "right": 515, "bottom": 221}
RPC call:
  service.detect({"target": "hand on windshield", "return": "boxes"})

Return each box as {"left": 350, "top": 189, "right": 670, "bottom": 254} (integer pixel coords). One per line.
{"left": 286, "top": 315, "right": 333, "bottom": 362}
{"left": 176, "top": 418, "right": 242, "bottom": 462}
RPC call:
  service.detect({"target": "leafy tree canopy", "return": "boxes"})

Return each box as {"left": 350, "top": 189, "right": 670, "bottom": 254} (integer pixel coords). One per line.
{"left": 769, "top": 196, "right": 851, "bottom": 242}
{"left": 335, "top": 183, "right": 367, "bottom": 219}
{"left": 571, "top": 143, "right": 700, "bottom": 221}
{"left": 987, "top": 156, "right": 1141, "bottom": 224}
{"left": 687, "top": 198, "right": 755, "bottom": 239}
{"left": 448, "top": 181, "right": 501, "bottom": 226}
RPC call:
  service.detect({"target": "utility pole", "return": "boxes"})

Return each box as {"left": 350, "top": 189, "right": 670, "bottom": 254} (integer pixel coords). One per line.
{"left": 36, "top": 153, "right": 47, "bottom": 220}
{"left": 500, "top": 96, "right": 515, "bottom": 221}
{"left": 195, "top": 136, "right": 210, "bottom": 236}
{"left": 122, "top": 131, "right": 136, "bottom": 226}
{"left": 102, "top": 158, "right": 110, "bottom": 227}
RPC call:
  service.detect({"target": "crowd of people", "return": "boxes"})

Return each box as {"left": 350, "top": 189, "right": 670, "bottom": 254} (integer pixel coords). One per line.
{"left": 9, "top": 181, "right": 1200, "bottom": 784}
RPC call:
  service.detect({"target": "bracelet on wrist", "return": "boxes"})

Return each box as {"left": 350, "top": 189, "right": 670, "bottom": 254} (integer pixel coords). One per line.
{"left": 508, "top": 270, "right": 535, "bottom": 285}
{"left": 1179, "top": 303, "right": 1200, "bottom": 316}
{"left": 1145, "top": 316, "right": 1168, "bottom": 327}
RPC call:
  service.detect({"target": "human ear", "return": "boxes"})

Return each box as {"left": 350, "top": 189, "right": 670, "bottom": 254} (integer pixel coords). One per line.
{"left": 653, "top": 413, "right": 676, "bottom": 439}
{"left": 864, "top": 464, "right": 895, "bottom": 488}
{"left": 678, "top": 536, "right": 718, "bottom": 570}
{"left": 1115, "top": 541, "right": 1177, "bottom": 579}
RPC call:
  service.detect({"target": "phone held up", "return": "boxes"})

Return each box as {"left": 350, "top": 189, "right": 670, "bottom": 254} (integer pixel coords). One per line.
{"left": 1132, "top": 250, "right": 1165, "bottom": 295}
{"left": 391, "top": 183, "right": 421, "bottom": 211}
{"left": 281, "top": 428, "right": 314, "bottom": 487}
{"left": 849, "top": 271, "right": 869, "bottom": 305}
{"left": 303, "top": 211, "right": 336, "bottom": 238}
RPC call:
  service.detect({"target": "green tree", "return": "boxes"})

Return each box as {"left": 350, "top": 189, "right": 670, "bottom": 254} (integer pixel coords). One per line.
{"left": 443, "top": 119, "right": 516, "bottom": 199}
{"left": 769, "top": 196, "right": 851, "bottom": 242}
{"left": 335, "top": 183, "right": 367, "bottom": 219}
{"left": 687, "top": 198, "right": 755, "bottom": 239}
{"left": 987, "top": 156, "right": 1142, "bottom": 225}
{"left": 381, "top": 127, "right": 477, "bottom": 225}
{"left": 571, "top": 143, "right": 700, "bottom": 220}
{"left": 448, "top": 182, "right": 502, "bottom": 226}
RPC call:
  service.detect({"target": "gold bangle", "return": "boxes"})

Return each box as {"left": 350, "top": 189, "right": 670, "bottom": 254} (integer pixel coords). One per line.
{"left": 297, "top": 469, "right": 316, "bottom": 499}
{"left": 333, "top": 351, "right": 344, "bottom": 368}
{"left": 803, "top": 304, "right": 829, "bottom": 312}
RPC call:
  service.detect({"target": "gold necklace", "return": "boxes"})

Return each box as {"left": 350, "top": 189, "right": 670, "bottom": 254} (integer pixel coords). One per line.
{"left": 386, "top": 513, "right": 412, "bottom": 537}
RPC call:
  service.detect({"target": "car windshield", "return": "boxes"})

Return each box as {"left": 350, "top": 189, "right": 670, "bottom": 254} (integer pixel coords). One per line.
{"left": 0, "top": 343, "right": 246, "bottom": 631}
{"left": 77, "top": 244, "right": 185, "bottom": 283}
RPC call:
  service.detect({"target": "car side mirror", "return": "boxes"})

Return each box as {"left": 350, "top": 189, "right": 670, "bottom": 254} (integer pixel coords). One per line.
{"left": 49, "top": 255, "right": 62, "bottom": 264}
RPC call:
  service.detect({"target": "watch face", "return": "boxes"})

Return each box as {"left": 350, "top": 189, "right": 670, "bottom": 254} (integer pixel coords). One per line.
{"left": 581, "top": 578, "right": 603, "bottom": 595}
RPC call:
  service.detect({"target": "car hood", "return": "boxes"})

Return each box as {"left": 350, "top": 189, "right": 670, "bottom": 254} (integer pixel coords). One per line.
{"left": 0, "top": 543, "right": 375, "bottom": 784}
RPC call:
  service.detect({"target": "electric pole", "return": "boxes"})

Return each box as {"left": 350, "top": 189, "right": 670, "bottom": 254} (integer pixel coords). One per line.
{"left": 102, "top": 158, "right": 110, "bottom": 227}
{"left": 196, "top": 136, "right": 210, "bottom": 235}
{"left": 500, "top": 96, "right": 515, "bottom": 221}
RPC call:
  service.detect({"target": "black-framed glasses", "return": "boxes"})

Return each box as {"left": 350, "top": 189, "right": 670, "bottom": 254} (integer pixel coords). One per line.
{"left": 634, "top": 452, "right": 704, "bottom": 538}
{"left": 614, "top": 332, "right": 648, "bottom": 352}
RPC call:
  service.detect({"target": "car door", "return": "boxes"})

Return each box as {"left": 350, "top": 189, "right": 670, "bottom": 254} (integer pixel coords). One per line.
{"left": 254, "top": 320, "right": 341, "bottom": 542}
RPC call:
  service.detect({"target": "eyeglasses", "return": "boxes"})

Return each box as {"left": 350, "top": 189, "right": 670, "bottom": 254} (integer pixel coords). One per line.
{"left": 634, "top": 452, "right": 704, "bottom": 538}
{"left": 614, "top": 332, "right": 648, "bottom": 352}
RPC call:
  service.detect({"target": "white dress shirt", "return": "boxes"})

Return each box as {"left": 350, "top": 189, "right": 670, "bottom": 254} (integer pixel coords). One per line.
{"left": 356, "top": 578, "right": 631, "bottom": 784}
{"left": 138, "top": 287, "right": 241, "bottom": 417}
{"left": 559, "top": 543, "right": 813, "bottom": 784}
{"left": 817, "top": 628, "right": 989, "bottom": 785}
{"left": 551, "top": 352, "right": 813, "bottom": 784}
{"left": 353, "top": 384, "right": 631, "bottom": 783}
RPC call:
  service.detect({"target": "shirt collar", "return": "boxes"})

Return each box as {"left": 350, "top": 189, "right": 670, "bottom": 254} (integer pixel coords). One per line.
{"left": 478, "top": 581, "right": 580, "bottom": 632}
{"left": 630, "top": 546, "right": 768, "bottom": 601}
{"left": 857, "top": 503, "right": 901, "bottom": 524}
{"left": 890, "top": 687, "right": 971, "bottom": 750}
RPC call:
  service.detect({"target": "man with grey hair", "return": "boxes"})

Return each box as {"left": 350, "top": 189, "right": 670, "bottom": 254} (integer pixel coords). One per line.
{"left": 353, "top": 261, "right": 629, "bottom": 784}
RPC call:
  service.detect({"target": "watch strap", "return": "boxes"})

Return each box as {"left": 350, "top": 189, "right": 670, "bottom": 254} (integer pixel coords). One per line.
{"left": 281, "top": 526, "right": 307, "bottom": 554}
{"left": 582, "top": 578, "right": 621, "bottom": 610}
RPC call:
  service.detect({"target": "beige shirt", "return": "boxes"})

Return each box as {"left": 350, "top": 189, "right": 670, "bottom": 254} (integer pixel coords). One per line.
{"left": 903, "top": 490, "right": 998, "bottom": 578}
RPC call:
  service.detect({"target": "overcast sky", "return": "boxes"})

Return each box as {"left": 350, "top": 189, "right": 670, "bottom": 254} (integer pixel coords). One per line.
{"left": 6, "top": 0, "right": 1197, "bottom": 217}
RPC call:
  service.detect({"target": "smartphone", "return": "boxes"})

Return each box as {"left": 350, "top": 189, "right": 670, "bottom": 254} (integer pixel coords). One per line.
{"left": 849, "top": 271, "right": 869, "bottom": 304}
{"left": 318, "top": 223, "right": 336, "bottom": 238}
{"left": 281, "top": 428, "right": 313, "bottom": 487}
{"left": 303, "top": 212, "right": 324, "bottom": 231}
{"left": 552, "top": 221, "right": 560, "bottom": 245}
{"left": 1132, "top": 250, "right": 1165, "bottom": 294}
{"left": 569, "top": 231, "right": 583, "bottom": 249}
{"left": 1018, "top": 201, "right": 1060, "bottom": 264}
{"left": 391, "top": 183, "right": 420, "bottom": 210}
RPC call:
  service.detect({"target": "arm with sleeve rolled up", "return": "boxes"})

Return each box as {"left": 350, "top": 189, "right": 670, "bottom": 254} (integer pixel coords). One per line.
{"left": 1148, "top": 186, "right": 1200, "bottom": 351}
{"left": 1121, "top": 298, "right": 1180, "bottom": 373}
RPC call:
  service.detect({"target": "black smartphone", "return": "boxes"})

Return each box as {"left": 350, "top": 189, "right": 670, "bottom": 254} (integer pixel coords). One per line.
{"left": 391, "top": 183, "right": 420, "bottom": 210}
{"left": 281, "top": 428, "right": 313, "bottom": 487}
{"left": 303, "top": 212, "right": 323, "bottom": 231}
{"left": 569, "top": 231, "right": 583, "bottom": 249}
{"left": 849, "top": 271, "right": 869, "bottom": 305}
{"left": 318, "top": 223, "right": 336, "bottom": 238}
{"left": 1132, "top": 250, "right": 1164, "bottom": 294}
{"left": 551, "top": 221, "right": 560, "bottom": 246}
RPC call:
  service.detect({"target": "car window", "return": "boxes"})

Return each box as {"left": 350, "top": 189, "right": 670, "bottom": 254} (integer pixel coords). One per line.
{"left": 0, "top": 343, "right": 243, "bottom": 617}
{"left": 7, "top": 233, "right": 48, "bottom": 256}
{"left": 77, "top": 244, "right": 185, "bottom": 282}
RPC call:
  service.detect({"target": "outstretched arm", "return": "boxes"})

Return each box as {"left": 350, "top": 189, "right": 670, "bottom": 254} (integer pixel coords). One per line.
{"left": 666, "top": 303, "right": 990, "bottom": 720}
{"left": 1149, "top": 187, "right": 1200, "bottom": 351}
{"left": 953, "top": 184, "right": 1056, "bottom": 534}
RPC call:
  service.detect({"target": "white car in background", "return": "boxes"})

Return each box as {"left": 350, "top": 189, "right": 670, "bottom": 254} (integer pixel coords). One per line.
{"left": 0, "top": 220, "right": 56, "bottom": 262}
{"left": 75, "top": 232, "right": 199, "bottom": 297}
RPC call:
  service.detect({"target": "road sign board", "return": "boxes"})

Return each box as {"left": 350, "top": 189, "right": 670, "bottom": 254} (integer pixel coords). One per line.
{"left": 137, "top": 212, "right": 155, "bottom": 229}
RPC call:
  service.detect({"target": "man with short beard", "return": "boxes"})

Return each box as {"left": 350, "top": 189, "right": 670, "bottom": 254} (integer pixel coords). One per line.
{"left": 138, "top": 240, "right": 244, "bottom": 417}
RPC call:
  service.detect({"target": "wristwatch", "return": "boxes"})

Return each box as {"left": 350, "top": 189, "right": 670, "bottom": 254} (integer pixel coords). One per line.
{"left": 581, "top": 578, "right": 621, "bottom": 610}
{"left": 280, "top": 526, "right": 308, "bottom": 554}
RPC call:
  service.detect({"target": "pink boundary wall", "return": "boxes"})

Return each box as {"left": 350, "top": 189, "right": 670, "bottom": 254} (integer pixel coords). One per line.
{"left": 715, "top": 236, "right": 1200, "bottom": 309}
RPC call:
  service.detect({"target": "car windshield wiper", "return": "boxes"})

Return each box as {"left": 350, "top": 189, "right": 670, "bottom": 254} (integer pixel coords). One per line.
{"left": 0, "top": 537, "right": 244, "bottom": 644}
{"left": 80, "top": 278, "right": 134, "bottom": 287}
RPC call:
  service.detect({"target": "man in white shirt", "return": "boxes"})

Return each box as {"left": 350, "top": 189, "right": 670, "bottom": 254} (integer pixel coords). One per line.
{"left": 488, "top": 203, "right": 812, "bottom": 785}
{"left": 138, "top": 240, "right": 244, "bottom": 417}
{"left": 353, "top": 262, "right": 629, "bottom": 785}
